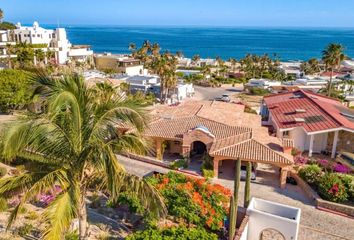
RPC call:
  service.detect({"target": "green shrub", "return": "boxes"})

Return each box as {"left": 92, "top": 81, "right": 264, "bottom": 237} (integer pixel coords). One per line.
{"left": 0, "top": 167, "right": 7, "bottom": 178}
{"left": 340, "top": 174, "right": 354, "bottom": 201}
{"left": 298, "top": 164, "right": 322, "bottom": 185}
{"left": 317, "top": 173, "right": 349, "bottom": 203}
{"left": 89, "top": 193, "right": 101, "bottom": 209}
{"left": 202, "top": 169, "right": 214, "bottom": 179}
{"left": 126, "top": 226, "right": 218, "bottom": 240}
{"left": 16, "top": 223, "right": 33, "bottom": 237}
{"left": 65, "top": 231, "right": 79, "bottom": 240}
{"left": 171, "top": 159, "right": 188, "bottom": 170}
{"left": 25, "top": 210, "right": 39, "bottom": 220}
{"left": 117, "top": 192, "right": 144, "bottom": 214}
{"left": 0, "top": 197, "right": 8, "bottom": 212}
{"left": 247, "top": 87, "right": 270, "bottom": 96}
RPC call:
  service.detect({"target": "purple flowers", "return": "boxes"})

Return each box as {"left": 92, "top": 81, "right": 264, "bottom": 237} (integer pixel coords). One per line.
{"left": 318, "top": 159, "right": 329, "bottom": 168}
{"left": 295, "top": 156, "right": 308, "bottom": 165}
{"left": 333, "top": 164, "right": 351, "bottom": 174}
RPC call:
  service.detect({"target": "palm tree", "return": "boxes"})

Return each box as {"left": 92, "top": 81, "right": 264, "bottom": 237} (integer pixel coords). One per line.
{"left": 0, "top": 9, "right": 3, "bottom": 24}
{"left": 192, "top": 54, "right": 200, "bottom": 64}
{"left": 0, "top": 74, "right": 165, "bottom": 240}
{"left": 322, "top": 43, "right": 346, "bottom": 97}
{"left": 176, "top": 51, "right": 184, "bottom": 58}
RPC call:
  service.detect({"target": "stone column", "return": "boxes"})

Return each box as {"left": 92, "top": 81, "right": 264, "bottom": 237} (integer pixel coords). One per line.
{"left": 181, "top": 145, "right": 191, "bottom": 159}
{"left": 279, "top": 167, "right": 288, "bottom": 189}
{"left": 213, "top": 158, "right": 220, "bottom": 178}
{"left": 331, "top": 131, "right": 339, "bottom": 159}
{"left": 156, "top": 139, "right": 163, "bottom": 160}
{"left": 309, "top": 134, "right": 314, "bottom": 157}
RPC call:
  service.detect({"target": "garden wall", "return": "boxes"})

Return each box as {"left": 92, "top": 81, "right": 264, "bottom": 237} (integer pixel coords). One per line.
{"left": 290, "top": 170, "right": 354, "bottom": 217}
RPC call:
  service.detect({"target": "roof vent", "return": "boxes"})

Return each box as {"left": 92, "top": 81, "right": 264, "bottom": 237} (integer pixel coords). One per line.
{"left": 290, "top": 95, "right": 302, "bottom": 99}
{"left": 295, "top": 109, "right": 306, "bottom": 113}
{"left": 341, "top": 112, "right": 354, "bottom": 119}
{"left": 294, "top": 118, "right": 305, "bottom": 123}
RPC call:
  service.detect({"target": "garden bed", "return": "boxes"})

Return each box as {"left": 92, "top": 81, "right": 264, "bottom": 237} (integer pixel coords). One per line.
{"left": 293, "top": 157, "right": 354, "bottom": 217}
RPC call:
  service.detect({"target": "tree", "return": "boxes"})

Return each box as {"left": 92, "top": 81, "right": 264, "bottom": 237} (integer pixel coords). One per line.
{"left": 228, "top": 159, "right": 241, "bottom": 240}
{"left": 0, "top": 69, "right": 33, "bottom": 112}
{"left": 301, "top": 58, "right": 321, "bottom": 75}
{"left": 15, "top": 42, "right": 35, "bottom": 67}
{"left": 192, "top": 54, "right": 201, "bottom": 64}
{"left": 0, "top": 74, "right": 166, "bottom": 240}
{"left": 244, "top": 162, "right": 251, "bottom": 208}
{"left": 34, "top": 49, "right": 45, "bottom": 65}
{"left": 322, "top": 43, "right": 346, "bottom": 97}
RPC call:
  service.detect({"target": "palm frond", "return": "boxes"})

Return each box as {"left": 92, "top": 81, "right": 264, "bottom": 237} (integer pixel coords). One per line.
{"left": 42, "top": 188, "right": 78, "bottom": 240}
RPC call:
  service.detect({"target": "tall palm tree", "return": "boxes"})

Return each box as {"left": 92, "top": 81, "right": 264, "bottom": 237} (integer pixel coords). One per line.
{"left": 0, "top": 74, "right": 165, "bottom": 240}
{"left": 322, "top": 43, "right": 346, "bottom": 97}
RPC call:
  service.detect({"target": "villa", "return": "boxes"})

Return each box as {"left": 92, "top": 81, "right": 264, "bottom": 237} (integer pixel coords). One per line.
{"left": 140, "top": 101, "right": 294, "bottom": 188}
{"left": 261, "top": 90, "right": 354, "bottom": 158}
{"left": 4, "top": 22, "right": 93, "bottom": 64}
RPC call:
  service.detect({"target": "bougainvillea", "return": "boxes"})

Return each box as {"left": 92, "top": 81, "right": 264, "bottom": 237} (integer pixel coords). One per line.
{"left": 147, "top": 172, "right": 231, "bottom": 231}
{"left": 333, "top": 164, "right": 351, "bottom": 174}
{"left": 294, "top": 156, "right": 308, "bottom": 165}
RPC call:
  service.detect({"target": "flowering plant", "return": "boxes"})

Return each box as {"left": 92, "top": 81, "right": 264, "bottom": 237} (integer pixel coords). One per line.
{"left": 333, "top": 164, "right": 351, "bottom": 174}
{"left": 147, "top": 172, "right": 230, "bottom": 231}
{"left": 294, "top": 156, "right": 308, "bottom": 165}
{"left": 317, "top": 159, "right": 329, "bottom": 168}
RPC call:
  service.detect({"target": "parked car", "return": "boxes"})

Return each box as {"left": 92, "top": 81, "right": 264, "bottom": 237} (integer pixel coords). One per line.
{"left": 240, "top": 164, "right": 257, "bottom": 180}
{"left": 215, "top": 94, "right": 231, "bottom": 102}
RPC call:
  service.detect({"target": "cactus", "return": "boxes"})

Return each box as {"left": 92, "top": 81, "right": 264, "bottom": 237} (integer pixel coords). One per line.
{"left": 244, "top": 161, "right": 252, "bottom": 208}
{"left": 229, "top": 159, "right": 241, "bottom": 240}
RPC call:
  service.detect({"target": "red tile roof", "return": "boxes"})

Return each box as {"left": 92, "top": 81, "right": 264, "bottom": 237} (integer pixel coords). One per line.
{"left": 264, "top": 90, "right": 354, "bottom": 132}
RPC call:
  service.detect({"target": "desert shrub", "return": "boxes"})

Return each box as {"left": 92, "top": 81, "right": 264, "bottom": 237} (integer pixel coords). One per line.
{"left": 0, "top": 197, "right": 8, "bottom": 212}
{"left": 317, "top": 173, "right": 349, "bottom": 203}
{"left": 89, "top": 193, "right": 101, "bottom": 209}
{"left": 298, "top": 164, "right": 322, "bottom": 185}
{"left": 25, "top": 210, "right": 39, "bottom": 220}
{"left": 16, "top": 223, "right": 33, "bottom": 237}
{"left": 126, "top": 226, "right": 218, "bottom": 240}
{"left": 171, "top": 159, "right": 188, "bottom": 170}
{"left": 244, "top": 105, "right": 257, "bottom": 114}
{"left": 202, "top": 169, "right": 214, "bottom": 179}
{"left": 65, "top": 231, "right": 79, "bottom": 240}
{"left": 247, "top": 87, "right": 270, "bottom": 96}
{"left": 0, "top": 167, "right": 7, "bottom": 178}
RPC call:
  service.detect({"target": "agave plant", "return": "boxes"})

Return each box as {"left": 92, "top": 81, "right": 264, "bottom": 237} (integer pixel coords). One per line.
{"left": 0, "top": 74, "right": 166, "bottom": 240}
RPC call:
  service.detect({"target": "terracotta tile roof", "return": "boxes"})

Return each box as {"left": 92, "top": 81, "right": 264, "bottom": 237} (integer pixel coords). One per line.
{"left": 264, "top": 90, "right": 354, "bottom": 132}
{"left": 210, "top": 138, "right": 293, "bottom": 166}
{"left": 145, "top": 115, "right": 251, "bottom": 140}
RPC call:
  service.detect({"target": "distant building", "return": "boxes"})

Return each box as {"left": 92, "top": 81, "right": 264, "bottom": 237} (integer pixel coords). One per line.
{"left": 94, "top": 53, "right": 146, "bottom": 75}
{"left": 0, "top": 30, "right": 16, "bottom": 60}
{"left": 245, "top": 79, "right": 281, "bottom": 89}
{"left": 1, "top": 21, "right": 93, "bottom": 64}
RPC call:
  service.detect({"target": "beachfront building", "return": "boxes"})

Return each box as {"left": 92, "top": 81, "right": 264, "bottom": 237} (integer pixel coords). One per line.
{"left": 261, "top": 90, "right": 354, "bottom": 158}
{"left": 278, "top": 61, "right": 302, "bottom": 79}
{"left": 94, "top": 53, "right": 147, "bottom": 75}
{"left": 141, "top": 101, "right": 293, "bottom": 188}
{"left": 0, "top": 30, "right": 16, "bottom": 63}
{"left": 4, "top": 22, "right": 93, "bottom": 64}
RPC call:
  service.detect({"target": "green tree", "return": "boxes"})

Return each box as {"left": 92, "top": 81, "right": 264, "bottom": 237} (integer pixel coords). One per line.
{"left": 15, "top": 42, "right": 35, "bottom": 68}
{"left": 229, "top": 159, "right": 241, "bottom": 240}
{"left": 322, "top": 43, "right": 346, "bottom": 97}
{"left": 0, "top": 69, "right": 33, "bottom": 112}
{"left": 0, "top": 74, "right": 165, "bottom": 240}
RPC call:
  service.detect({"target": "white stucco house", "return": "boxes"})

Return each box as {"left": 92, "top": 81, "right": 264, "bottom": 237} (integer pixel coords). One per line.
{"left": 2, "top": 21, "right": 93, "bottom": 64}
{"left": 261, "top": 90, "right": 354, "bottom": 158}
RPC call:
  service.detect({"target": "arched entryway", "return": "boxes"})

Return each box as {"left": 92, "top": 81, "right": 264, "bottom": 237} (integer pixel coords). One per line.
{"left": 191, "top": 141, "right": 207, "bottom": 155}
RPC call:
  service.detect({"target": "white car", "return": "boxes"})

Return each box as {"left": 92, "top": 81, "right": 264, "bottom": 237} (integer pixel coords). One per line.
{"left": 240, "top": 164, "right": 257, "bottom": 180}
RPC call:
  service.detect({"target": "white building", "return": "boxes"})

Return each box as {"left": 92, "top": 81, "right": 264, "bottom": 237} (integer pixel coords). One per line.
{"left": 3, "top": 21, "right": 93, "bottom": 64}
{"left": 239, "top": 198, "right": 301, "bottom": 240}
{"left": 246, "top": 79, "right": 282, "bottom": 89}
{"left": 0, "top": 30, "right": 16, "bottom": 60}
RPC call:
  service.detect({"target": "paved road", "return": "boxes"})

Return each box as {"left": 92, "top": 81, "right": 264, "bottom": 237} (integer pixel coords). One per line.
{"left": 117, "top": 155, "right": 354, "bottom": 240}
{"left": 193, "top": 85, "right": 243, "bottom": 101}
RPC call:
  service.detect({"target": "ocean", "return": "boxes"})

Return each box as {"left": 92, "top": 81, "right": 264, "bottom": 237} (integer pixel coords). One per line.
{"left": 46, "top": 25, "right": 354, "bottom": 61}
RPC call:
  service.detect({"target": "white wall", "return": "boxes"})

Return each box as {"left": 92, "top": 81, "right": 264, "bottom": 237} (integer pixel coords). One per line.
{"left": 125, "top": 65, "right": 144, "bottom": 76}
{"left": 289, "top": 127, "right": 307, "bottom": 151}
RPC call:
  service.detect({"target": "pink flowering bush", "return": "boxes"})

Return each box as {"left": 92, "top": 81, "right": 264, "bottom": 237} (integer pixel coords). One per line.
{"left": 318, "top": 173, "right": 348, "bottom": 203}
{"left": 317, "top": 159, "right": 329, "bottom": 168}
{"left": 294, "top": 156, "right": 308, "bottom": 165}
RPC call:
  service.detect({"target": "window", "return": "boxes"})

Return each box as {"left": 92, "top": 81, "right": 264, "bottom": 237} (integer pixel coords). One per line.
{"left": 37, "top": 34, "right": 40, "bottom": 37}
{"left": 32, "top": 34, "right": 35, "bottom": 37}
{"left": 52, "top": 33, "right": 56, "bottom": 38}
{"left": 283, "top": 131, "right": 290, "bottom": 137}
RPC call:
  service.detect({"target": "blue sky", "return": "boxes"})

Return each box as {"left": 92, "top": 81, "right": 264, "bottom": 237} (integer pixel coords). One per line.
{"left": 2, "top": 0, "right": 354, "bottom": 27}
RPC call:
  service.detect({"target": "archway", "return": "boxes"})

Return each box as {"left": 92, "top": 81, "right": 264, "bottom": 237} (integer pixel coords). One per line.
{"left": 259, "top": 228, "right": 285, "bottom": 240}
{"left": 192, "top": 141, "right": 207, "bottom": 155}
